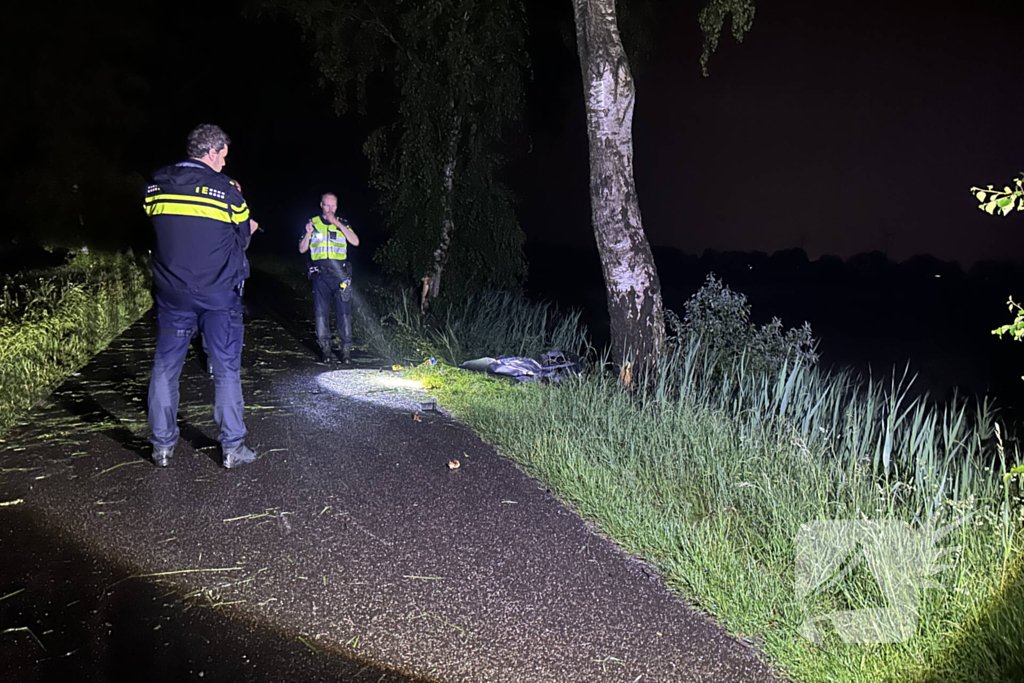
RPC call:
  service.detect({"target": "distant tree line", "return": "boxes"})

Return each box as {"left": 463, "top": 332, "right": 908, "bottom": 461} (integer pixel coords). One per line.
{"left": 527, "top": 244, "right": 1024, "bottom": 301}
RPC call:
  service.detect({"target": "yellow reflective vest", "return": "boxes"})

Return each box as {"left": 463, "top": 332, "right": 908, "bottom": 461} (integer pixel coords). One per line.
{"left": 309, "top": 216, "right": 347, "bottom": 261}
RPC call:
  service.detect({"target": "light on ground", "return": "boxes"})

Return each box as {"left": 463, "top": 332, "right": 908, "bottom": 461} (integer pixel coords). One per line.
{"left": 312, "top": 370, "right": 432, "bottom": 413}
{"left": 374, "top": 376, "right": 424, "bottom": 390}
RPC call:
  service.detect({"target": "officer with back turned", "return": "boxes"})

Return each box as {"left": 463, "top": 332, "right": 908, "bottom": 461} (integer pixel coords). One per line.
{"left": 298, "top": 192, "right": 360, "bottom": 364}
{"left": 143, "top": 124, "right": 260, "bottom": 469}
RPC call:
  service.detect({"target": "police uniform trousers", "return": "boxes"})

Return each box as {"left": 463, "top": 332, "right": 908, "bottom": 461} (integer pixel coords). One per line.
{"left": 312, "top": 262, "right": 352, "bottom": 354}
{"left": 148, "top": 289, "right": 246, "bottom": 451}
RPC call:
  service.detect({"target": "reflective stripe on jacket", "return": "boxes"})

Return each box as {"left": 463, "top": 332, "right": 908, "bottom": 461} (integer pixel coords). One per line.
{"left": 144, "top": 192, "right": 249, "bottom": 225}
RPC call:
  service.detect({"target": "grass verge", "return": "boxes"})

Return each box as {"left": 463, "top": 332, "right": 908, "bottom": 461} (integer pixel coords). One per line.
{"left": 0, "top": 250, "right": 152, "bottom": 435}
{"left": 406, "top": 359, "right": 1024, "bottom": 682}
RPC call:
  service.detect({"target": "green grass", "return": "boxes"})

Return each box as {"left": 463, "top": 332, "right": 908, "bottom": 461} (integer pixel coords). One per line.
{"left": 405, "top": 357, "right": 1023, "bottom": 682}
{"left": 919, "top": 552, "right": 1024, "bottom": 682}
{"left": 0, "top": 250, "right": 152, "bottom": 435}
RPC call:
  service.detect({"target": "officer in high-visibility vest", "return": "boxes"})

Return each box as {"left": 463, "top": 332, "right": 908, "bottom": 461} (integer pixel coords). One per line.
{"left": 298, "top": 192, "right": 360, "bottom": 363}
{"left": 144, "top": 124, "right": 259, "bottom": 469}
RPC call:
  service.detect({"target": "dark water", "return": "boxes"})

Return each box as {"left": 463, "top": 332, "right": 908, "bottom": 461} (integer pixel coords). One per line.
{"left": 526, "top": 244, "right": 1024, "bottom": 418}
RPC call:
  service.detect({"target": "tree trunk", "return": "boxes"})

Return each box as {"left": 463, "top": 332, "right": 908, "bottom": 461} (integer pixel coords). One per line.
{"left": 421, "top": 114, "right": 461, "bottom": 313}
{"left": 571, "top": 0, "right": 665, "bottom": 380}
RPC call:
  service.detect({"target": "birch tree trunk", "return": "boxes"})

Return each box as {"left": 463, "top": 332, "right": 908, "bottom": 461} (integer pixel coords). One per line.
{"left": 421, "top": 114, "right": 461, "bottom": 313}
{"left": 571, "top": 0, "right": 665, "bottom": 378}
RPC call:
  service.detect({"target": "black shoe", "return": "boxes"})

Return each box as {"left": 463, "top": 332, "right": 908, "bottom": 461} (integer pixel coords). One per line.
{"left": 316, "top": 348, "right": 331, "bottom": 364}
{"left": 152, "top": 445, "right": 174, "bottom": 467}
{"left": 342, "top": 348, "right": 352, "bottom": 364}
{"left": 223, "top": 444, "right": 257, "bottom": 469}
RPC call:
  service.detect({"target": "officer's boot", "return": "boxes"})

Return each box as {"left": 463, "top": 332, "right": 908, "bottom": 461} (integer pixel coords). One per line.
{"left": 151, "top": 444, "right": 174, "bottom": 467}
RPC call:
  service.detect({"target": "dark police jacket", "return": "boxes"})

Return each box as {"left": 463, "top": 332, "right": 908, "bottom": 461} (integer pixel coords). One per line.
{"left": 144, "top": 160, "right": 252, "bottom": 294}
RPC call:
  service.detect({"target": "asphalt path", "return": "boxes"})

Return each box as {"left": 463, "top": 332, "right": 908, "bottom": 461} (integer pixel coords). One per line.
{"left": 0, "top": 272, "right": 783, "bottom": 683}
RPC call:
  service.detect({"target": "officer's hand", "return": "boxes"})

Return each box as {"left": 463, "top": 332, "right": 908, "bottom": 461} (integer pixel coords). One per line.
{"left": 249, "top": 219, "right": 259, "bottom": 235}
{"left": 305, "top": 221, "right": 314, "bottom": 236}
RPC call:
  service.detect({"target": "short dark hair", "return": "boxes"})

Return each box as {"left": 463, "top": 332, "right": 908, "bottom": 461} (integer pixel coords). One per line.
{"left": 187, "top": 124, "right": 231, "bottom": 158}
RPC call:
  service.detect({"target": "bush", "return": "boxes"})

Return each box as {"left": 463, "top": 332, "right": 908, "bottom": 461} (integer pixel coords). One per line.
{"left": 670, "top": 273, "right": 818, "bottom": 376}
{"left": 0, "top": 250, "right": 152, "bottom": 435}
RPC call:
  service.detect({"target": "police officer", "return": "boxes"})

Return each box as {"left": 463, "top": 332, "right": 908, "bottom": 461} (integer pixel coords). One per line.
{"left": 144, "top": 124, "right": 259, "bottom": 469}
{"left": 298, "top": 193, "right": 360, "bottom": 364}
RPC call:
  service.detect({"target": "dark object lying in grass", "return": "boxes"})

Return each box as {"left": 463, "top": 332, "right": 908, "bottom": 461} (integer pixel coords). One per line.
{"left": 459, "top": 350, "right": 581, "bottom": 383}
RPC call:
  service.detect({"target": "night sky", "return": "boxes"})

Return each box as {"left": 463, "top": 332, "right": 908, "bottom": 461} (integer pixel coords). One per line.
{"left": 3, "top": 0, "right": 1024, "bottom": 267}
{"left": 521, "top": 0, "right": 1024, "bottom": 267}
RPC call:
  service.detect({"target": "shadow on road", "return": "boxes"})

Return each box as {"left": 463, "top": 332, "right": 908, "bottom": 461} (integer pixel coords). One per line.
{"left": 54, "top": 376, "right": 153, "bottom": 462}
{"left": 0, "top": 512, "right": 428, "bottom": 683}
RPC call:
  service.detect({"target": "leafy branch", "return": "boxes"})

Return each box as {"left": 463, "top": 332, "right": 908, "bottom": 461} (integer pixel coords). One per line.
{"left": 971, "top": 173, "right": 1024, "bottom": 216}
{"left": 992, "top": 296, "right": 1024, "bottom": 343}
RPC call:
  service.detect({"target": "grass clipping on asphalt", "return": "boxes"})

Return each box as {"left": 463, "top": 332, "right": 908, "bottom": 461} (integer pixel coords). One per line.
{"left": 406, "top": 359, "right": 1024, "bottom": 683}
{"left": 0, "top": 250, "right": 152, "bottom": 436}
